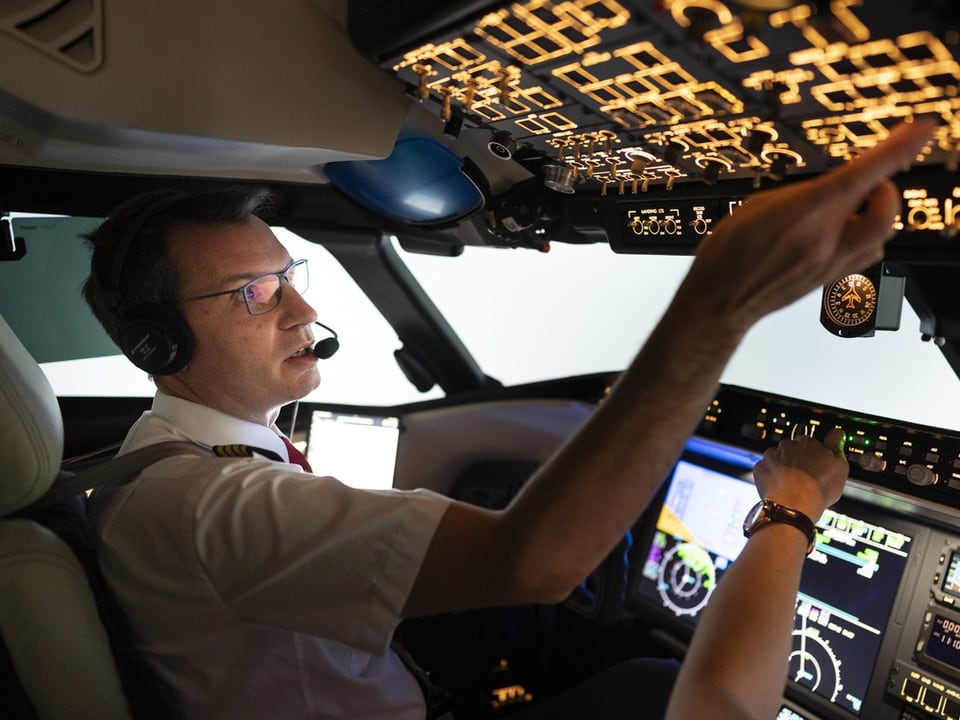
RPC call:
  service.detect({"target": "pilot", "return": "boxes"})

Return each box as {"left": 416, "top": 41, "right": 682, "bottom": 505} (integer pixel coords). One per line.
{"left": 81, "top": 119, "right": 933, "bottom": 720}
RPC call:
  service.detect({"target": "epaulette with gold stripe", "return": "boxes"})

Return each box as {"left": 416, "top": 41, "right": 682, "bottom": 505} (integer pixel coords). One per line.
{"left": 211, "top": 444, "right": 283, "bottom": 462}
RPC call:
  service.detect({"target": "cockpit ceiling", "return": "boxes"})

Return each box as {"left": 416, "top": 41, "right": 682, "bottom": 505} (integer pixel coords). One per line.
{"left": 353, "top": 0, "right": 960, "bottom": 193}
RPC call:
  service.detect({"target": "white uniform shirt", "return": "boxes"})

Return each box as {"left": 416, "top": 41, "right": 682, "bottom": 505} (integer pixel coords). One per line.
{"left": 89, "top": 392, "right": 451, "bottom": 719}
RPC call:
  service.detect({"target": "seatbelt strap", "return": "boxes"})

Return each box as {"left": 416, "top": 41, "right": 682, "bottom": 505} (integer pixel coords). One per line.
{"left": 8, "top": 437, "right": 310, "bottom": 519}
{"left": 8, "top": 440, "right": 210, "bottom": 518}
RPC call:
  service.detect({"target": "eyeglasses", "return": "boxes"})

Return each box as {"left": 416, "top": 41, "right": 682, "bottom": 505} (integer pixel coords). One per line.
{"left": 180, "top": 259, "right": 309, "bottom": 316}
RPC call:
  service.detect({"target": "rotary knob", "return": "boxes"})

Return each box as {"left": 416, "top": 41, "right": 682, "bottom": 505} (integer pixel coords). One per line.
{"left": 543, "top": 164, "right": 576, "bottom": 194}
{"left": 855, "top": 454, "right": 885, "bottom": 472}
{"left": 691, "top": 217, "right": 709, "bottom": 235}
{"left": 906, "top": 464, "right": 937, "bottom": 486}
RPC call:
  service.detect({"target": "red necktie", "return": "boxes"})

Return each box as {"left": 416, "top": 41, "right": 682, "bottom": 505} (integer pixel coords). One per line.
{"left": 281, "top": 436, "right": 313, "bottom": 473}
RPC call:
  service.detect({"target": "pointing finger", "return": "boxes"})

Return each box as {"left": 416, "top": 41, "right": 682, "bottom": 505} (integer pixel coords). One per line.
{"left": 828, "top": 118, "right": 936, "bottom": 201}
{"left": 824, "top": 427, "right": 846, "bottom": 461}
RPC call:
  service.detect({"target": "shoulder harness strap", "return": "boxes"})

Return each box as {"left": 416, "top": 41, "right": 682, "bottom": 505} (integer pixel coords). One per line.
{"left": 9, "top": 441, "right": 209, "bottom": 518}
{"left": 8, "top": 440, "right": 289, "bottom": 519}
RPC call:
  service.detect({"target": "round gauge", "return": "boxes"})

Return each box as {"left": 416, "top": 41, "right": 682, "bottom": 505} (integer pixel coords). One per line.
{"left": 789, "top": 628, "right": 843, "bottom": 701}
{"left": 790, "top": 611, "right": 844, "bottom": 702}
{"left": 657, "top": 541, "right": 717, "bottom": 617}
{"left": 821, "top": 273, "right": 878, "bottom": 336}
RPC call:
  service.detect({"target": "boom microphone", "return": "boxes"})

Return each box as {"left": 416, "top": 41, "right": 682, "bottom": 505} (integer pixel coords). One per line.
{"left": 313, "top": 321, "right": 340, "bottom": 359}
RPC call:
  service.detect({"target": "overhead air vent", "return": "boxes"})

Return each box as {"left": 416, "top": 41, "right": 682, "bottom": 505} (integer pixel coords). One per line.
{"left": 0, "top": 0, "right": 103, "bottom": 73}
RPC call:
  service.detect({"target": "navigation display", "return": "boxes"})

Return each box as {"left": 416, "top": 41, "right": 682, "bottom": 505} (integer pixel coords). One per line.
{"left": 631, "top": 436, "right": 914, "bottom": 716}
{"left": 305, "top": 410, "right": 400, "bottom": 490}
{"left": 644, "top": 453, "right": 756, "bottom": 617}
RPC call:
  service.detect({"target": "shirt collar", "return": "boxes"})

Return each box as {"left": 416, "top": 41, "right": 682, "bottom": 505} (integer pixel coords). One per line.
{"left": 147, "top": 391, "right": 290, "bottom": 462}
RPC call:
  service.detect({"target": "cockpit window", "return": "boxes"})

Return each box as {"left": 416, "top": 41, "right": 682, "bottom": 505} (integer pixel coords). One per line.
{"left": 1, "top": 216, "right": 115, "bottom": 364}
{"left": 0, "top": 217, "right": 441, "bottom": 405}
{"left": 399, "top": 239, "right": 960, "bottom": 432}
{"left": 276, "top": 229, "right": 444, "bottom": 406}
{"left": 3, "top": 215, "right": 959, "bottom": 429}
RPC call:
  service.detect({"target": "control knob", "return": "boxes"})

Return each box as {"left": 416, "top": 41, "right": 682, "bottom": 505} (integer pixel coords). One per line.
{"left": 906, "top": 464, "right": 937, "bottom": 486}
{"left": 691, "top": 218, "right": 709, "bottom": 235}
{"left": 855, "top": 454, "right": 885, "bottom": 472}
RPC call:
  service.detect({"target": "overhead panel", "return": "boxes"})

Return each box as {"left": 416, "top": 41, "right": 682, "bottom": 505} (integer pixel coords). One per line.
{"left": 370, "top": 0, "right": 960, "bottom": 193}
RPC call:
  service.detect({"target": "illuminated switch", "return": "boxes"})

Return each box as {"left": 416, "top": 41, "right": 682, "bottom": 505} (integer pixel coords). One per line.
{"left": 900, "top": 444, "right": 915, "bottom": 457}
{"left": 944, "top": 696, "right": 960, "bottom": 719}
{"left": 903, "top": 678, "right": 922, "bottom": 701}
{"left": 851, "top": 430, "right": 870, "bottom": 445}
{"left": 925, "top": 689, "right": 944, "bottom": 712}
{"left": 927, "top": 452, "right": 941, "bottom": 463}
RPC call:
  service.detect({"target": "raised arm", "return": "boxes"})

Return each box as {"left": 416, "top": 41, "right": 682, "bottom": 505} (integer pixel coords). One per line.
{"left": 404, "top": 119, "right": 935, "bottom": 617}
{"left": 666, "top": 428, "right": 849, "bottom": 720}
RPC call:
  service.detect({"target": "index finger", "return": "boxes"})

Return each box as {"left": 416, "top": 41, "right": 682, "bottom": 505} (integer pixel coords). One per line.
{"left": 827, "top": 118, "right": 936, "bottom": 199}
{"left": 823, "top": 427, "right": 846, "bottom": 462}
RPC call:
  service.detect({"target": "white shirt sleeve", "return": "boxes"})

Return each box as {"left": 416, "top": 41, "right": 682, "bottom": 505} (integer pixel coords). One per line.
{"left": 100, "top": 454, "right": 451, "bottom": 654}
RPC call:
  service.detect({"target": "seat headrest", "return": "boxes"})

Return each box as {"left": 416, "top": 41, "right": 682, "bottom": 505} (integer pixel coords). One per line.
{"left": 0, "top": 312, "right": 63, "bottom": 514}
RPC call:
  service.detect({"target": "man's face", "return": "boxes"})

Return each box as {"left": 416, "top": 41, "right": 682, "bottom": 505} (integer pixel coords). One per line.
{"left": 160, "top": 216, "right": 321, "bottom": 425}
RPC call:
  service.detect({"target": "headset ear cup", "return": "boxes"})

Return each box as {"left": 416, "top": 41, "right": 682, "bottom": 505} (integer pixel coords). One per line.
{"left": 118, "top": 303, "right": 195, "bottom": 375}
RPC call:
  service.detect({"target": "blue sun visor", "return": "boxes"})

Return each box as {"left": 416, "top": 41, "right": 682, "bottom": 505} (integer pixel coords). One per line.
{"left": 324, "top": 137, "right": 484, "bottom": 225}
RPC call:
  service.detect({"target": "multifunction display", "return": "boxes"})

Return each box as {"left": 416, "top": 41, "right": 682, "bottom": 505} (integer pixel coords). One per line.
{"left": 632, "top": 436, "right": 914, "bottom": 716}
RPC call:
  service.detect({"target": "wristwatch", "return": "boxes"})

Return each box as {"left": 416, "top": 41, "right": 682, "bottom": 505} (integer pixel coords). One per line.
{"left": 743, "top": 499, "right": 817, "bottom": 555}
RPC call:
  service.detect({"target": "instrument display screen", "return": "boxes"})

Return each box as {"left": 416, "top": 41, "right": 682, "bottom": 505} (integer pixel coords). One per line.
{"left": 921, "top": 612, "right": 960, "bottom": 673}
{"left": 304, "top": 409, "right": 400, "bottom": 490}
{"left": 630, "top": 436, "right": 914, "bottom": 716}
{"left": 942, "top": 551, "right": 960, "bottom": 600}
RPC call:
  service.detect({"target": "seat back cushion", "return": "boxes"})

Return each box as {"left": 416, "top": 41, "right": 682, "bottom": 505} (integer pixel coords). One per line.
{"left": 0, "top": 520, "right": 132, "bottom": 720}
{"left": 0, "top": 313, "right": 63, "bottom": 515}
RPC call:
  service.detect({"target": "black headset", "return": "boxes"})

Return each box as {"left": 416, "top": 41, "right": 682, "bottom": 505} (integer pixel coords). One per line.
{"left": 104, "top": 193, "right": 339, "bottom": 375}
{"left": 106, "top": 193, "right": 196, "bottom": 376}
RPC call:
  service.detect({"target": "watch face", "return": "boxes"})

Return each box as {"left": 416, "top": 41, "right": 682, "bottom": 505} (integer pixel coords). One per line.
{"left": 821, "top": 273, "right": 877, "bottom": 337}
{"left": 743, "top": 500, "right": 765, "bottom": 533}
